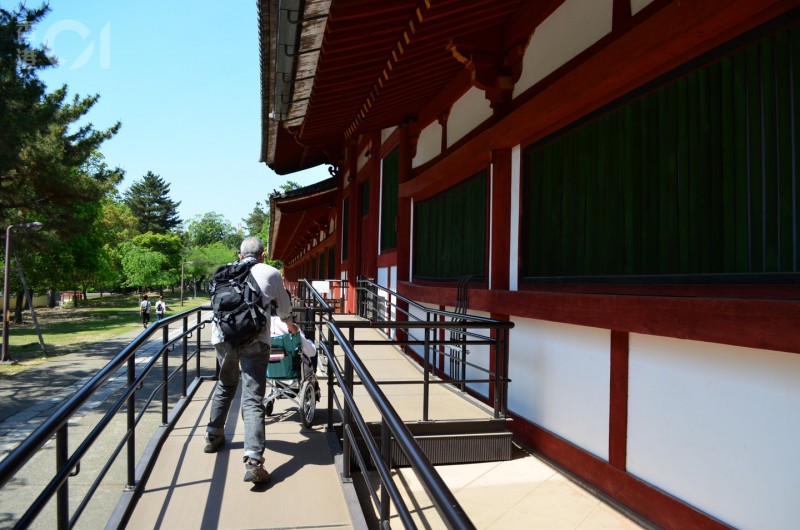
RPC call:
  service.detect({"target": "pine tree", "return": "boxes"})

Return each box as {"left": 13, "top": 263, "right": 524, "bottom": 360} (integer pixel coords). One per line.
{"left": 124, "top": 171, "right": 181, "bottom": 233}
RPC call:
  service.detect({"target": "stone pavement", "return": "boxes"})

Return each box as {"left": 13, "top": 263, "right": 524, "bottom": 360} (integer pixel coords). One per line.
{"left": 0, "top": 317, "right": 218, "bottom": 530}
{"left": 0, "top": 326, "right": 156, "bottom": 462}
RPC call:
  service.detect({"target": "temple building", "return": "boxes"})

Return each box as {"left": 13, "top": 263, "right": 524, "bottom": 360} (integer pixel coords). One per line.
{"left": 259, "top": 1, "right": 800, "bottom": 528}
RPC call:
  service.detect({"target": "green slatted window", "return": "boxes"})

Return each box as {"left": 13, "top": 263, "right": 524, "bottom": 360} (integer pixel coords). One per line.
{"left": 381, "top": 148, "right": 399, "bottom": 251}
{"left": 341, "top": 198, "right": 349, "bottom": 261}
{"left": 522, "top": 23, "right": 800, "bottom": 280}
{"left": 413, "top": 171, "right": 487, "bottom": 280}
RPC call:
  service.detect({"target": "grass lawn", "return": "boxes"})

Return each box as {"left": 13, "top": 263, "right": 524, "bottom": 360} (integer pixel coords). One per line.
{"left": 0, "top": 292, "right": 209, "bottom": 377}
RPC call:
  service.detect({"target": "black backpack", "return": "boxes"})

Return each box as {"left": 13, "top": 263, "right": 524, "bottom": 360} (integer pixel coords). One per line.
{"left": 210, "top": 261, "right": 269, "bottom": 346}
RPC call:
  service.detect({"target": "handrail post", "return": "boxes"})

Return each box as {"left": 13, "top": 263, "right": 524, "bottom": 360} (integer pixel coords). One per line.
{"left": 342, "top": 338, "right": 354, "bottom": 479}
{"left": 162, "top": 324, "right": 169, "bottom": 425}
{"left": 502, "top": 327, "right": 510, "bottom": 417}
{"left": 423, "top": 325, "right": 430, "bottom": 422}
{"left": 493, "top": 328, "right": 501, "bottom": 418}
{"left": 55, "top": 426, "right": 68, "bottom": 530}
{"left": 125, "top": 354, "right": 136, "bottom": 489}
{"left": 380, "top": 418, "right": 391, "bottom": 525}
{"left": 195, "top": 311, "right": 202, "bottom": 377}
{"left": 181, "top": 316, "right": 188, "bottom": 397}
{"left": 326, "top": 320, "right": 334, "bottom": 431}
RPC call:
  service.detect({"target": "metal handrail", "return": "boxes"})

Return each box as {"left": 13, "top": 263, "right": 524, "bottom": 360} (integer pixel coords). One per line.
{"left": 0, "top": 305, "right": 212, "bottom": 529}
{"left": 354, "top": 278, "right": 513, "bottom": 419}
{"left": 294, "top": 279, "right": 513, "bottom": 528}
{"left": 320, "top": 321, "right": 477, "bottom": 530}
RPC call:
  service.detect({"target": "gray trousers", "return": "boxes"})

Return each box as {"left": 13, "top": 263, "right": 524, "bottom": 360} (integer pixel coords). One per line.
{"left": 206, "top": 340, "right": 270, "bottom": 463}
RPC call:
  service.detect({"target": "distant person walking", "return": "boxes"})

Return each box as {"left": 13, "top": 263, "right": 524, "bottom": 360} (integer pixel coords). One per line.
{"left": 204, "top": 236, "right": 296, "bottom": 484}
{"left": 155, "top": 296, "right": 169, "bottom": 321}
{"left": 139, "top": 295, "right": 151, "bottom": 329}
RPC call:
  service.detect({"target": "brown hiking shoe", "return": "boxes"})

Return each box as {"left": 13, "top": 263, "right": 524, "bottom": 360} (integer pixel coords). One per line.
{"left": 243, "top": 459, "right": 270, "bottom": 483}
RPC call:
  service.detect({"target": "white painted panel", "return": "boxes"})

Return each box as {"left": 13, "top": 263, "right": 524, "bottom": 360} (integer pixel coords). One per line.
{"left": 381, "top": 127, "right": 396, "bottom": 144}
{"left": 630, "top": 0, "right": 656, "bottom": 16}
{"left": 508, "top": 317, "right": 610, "bottom": 460}
{"left": 357, "top": 146, "right": 369, "bottom": 172}
{"left": 628, "top": 335, "right": 800, "bottom": 530}
{"left": 377, "top": 267, "right": 389, "bottom": 290}
{"left": 412, "top": 121, "right": 442, "bottom": 168}
{"left": 378, "top": 166, "right": 384, "bottom": 255}
{"left": 510, "top": 145, "right": 521, "bottom": 291}
{"left": 447, "top": 87, "right": 492, "bottom": 148}
{"left": 514, "top": 0, "right": 614, "bottom": 97}
{"left": 409, "top": 199, "right": 415, "bottom": 279}
{"left": 407, "top": 302, "right": 434, "bottom": 360}
{"left": 488, "top": 164, "right": 494, "bottom": 290}
{"left": 439, "top": 307, "right": 492, "bottom": 398}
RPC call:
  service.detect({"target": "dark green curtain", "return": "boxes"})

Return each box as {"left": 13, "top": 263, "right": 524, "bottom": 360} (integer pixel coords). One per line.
{"left": 414, "top": 172, "right": 487, "bottom": 280}
{"left": 523, "top": 23, "right": 800, "bottom": 279}
{"left": 381, "top": 148, "right": 399, "bottom": 251}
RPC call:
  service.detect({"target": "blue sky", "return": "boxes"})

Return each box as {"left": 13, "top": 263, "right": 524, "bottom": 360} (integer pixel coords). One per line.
{"left": 21, "top": 0, "right": 330, "bottom": 229}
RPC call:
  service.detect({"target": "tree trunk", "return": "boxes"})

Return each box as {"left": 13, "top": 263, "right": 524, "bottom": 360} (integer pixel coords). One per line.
{"left": 13, "top": 291, "right": 24, "bottom": 323}
{"left": 47, "top": 289, "right": 57, "bottom": 308}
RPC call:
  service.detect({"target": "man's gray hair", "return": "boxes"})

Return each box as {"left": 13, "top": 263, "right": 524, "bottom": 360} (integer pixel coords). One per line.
{"left": 239, "top": 236, "right": 264, "bottom": 258}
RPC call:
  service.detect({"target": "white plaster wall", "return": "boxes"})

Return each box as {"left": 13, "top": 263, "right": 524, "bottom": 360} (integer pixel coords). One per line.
{"left": 409, "top": 199, "right": 415, "bottom": 279}
{"left": 406, "top": 302, "right": 435, "bottom": 360}
{"left": 456, "top": 308, "right": 491, "bottom": 398}
{"left": 381, "top": 127, "right": 396, "bottom": 144}
{"left": 628, "top": 335, "right": 800, "bottom": 530}
{"left": 376, "top": 266, "right": 398, "bottom": 337}
{"left": 402, "top": 304, "right": 493, "bottom": 398}
{"left": 509, "top": 145, "right": 521, "bottom": 291}
{"left": 412, "top": 121, "right": 442, "bottom": 168}
{"left": 508, "top": 317, "right": 611, "bottom": 460}
{"left": 357, "top": 146, "right": 369, "bottom": 172}
{"left": 447, "top": 87, "right": 492, "bottom": 148}
{"left": 630, "top": 0, "right": 656, "bottom": 16}
{"left": 514, "top": 0, "right": 614, "bottom": 98}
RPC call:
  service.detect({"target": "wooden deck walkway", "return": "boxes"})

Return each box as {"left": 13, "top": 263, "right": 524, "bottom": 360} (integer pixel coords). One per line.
{"left": 125, "top": 317, "right": 646, "bottom": 530}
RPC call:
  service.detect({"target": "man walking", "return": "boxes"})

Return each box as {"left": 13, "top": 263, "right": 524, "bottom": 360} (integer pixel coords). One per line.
{"left": 204, "top": 236, "right": 297, "bottom": 484}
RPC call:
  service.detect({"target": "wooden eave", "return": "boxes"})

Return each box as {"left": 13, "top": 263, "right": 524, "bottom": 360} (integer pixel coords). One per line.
{"left": 260, "top": 0, "right": 530, "bottom": 174}
{"left": 268, "top": 178, "right": 338, "bottom": 262}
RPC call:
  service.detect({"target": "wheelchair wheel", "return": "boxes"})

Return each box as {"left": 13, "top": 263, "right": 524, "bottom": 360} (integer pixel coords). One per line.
{"left": 300, "top": 381, "right": 315, "bottom": 428}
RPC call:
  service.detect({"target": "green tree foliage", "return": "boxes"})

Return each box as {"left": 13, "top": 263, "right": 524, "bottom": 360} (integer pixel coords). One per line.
{"left": 279, "top": 180, "right": 301, "bottom": 193}
{"left": 0, "top": 4, "right": 52, "bottom": 179}
{"left": 131, "top": 232, "right": 182, "bottom": 289}
{"left": 1, "top": 5, "right": 123, "bottom": 310}
{"left": 119, "top": 243, "right": 168, "bottom": 293}
{"left": 185, "top": 241, "right": 238, "bottom": 292}
{"left": 186, "top": 212, "right": 239, "bottom": 248}
{"left": 1, "top": 5, "right": 122, "bottom": 227}
{"left": 124, "top": 171, "right": 181, "bottom": 233}
{"left": 242, "top": 202, "right": 268, "bottom": 237}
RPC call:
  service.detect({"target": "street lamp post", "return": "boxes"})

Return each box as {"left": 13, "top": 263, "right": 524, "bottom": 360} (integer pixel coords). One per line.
{"left": 2, "top": 222, "right": 43, "bottom": 363}
{"left": 180, "top": 261, "right": 194, "bottom": 306}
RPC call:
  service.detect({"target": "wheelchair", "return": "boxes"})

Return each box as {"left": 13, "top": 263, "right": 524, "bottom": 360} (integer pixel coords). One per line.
{"left": 263, "top": 332, "right": 318, "bottom": 428}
